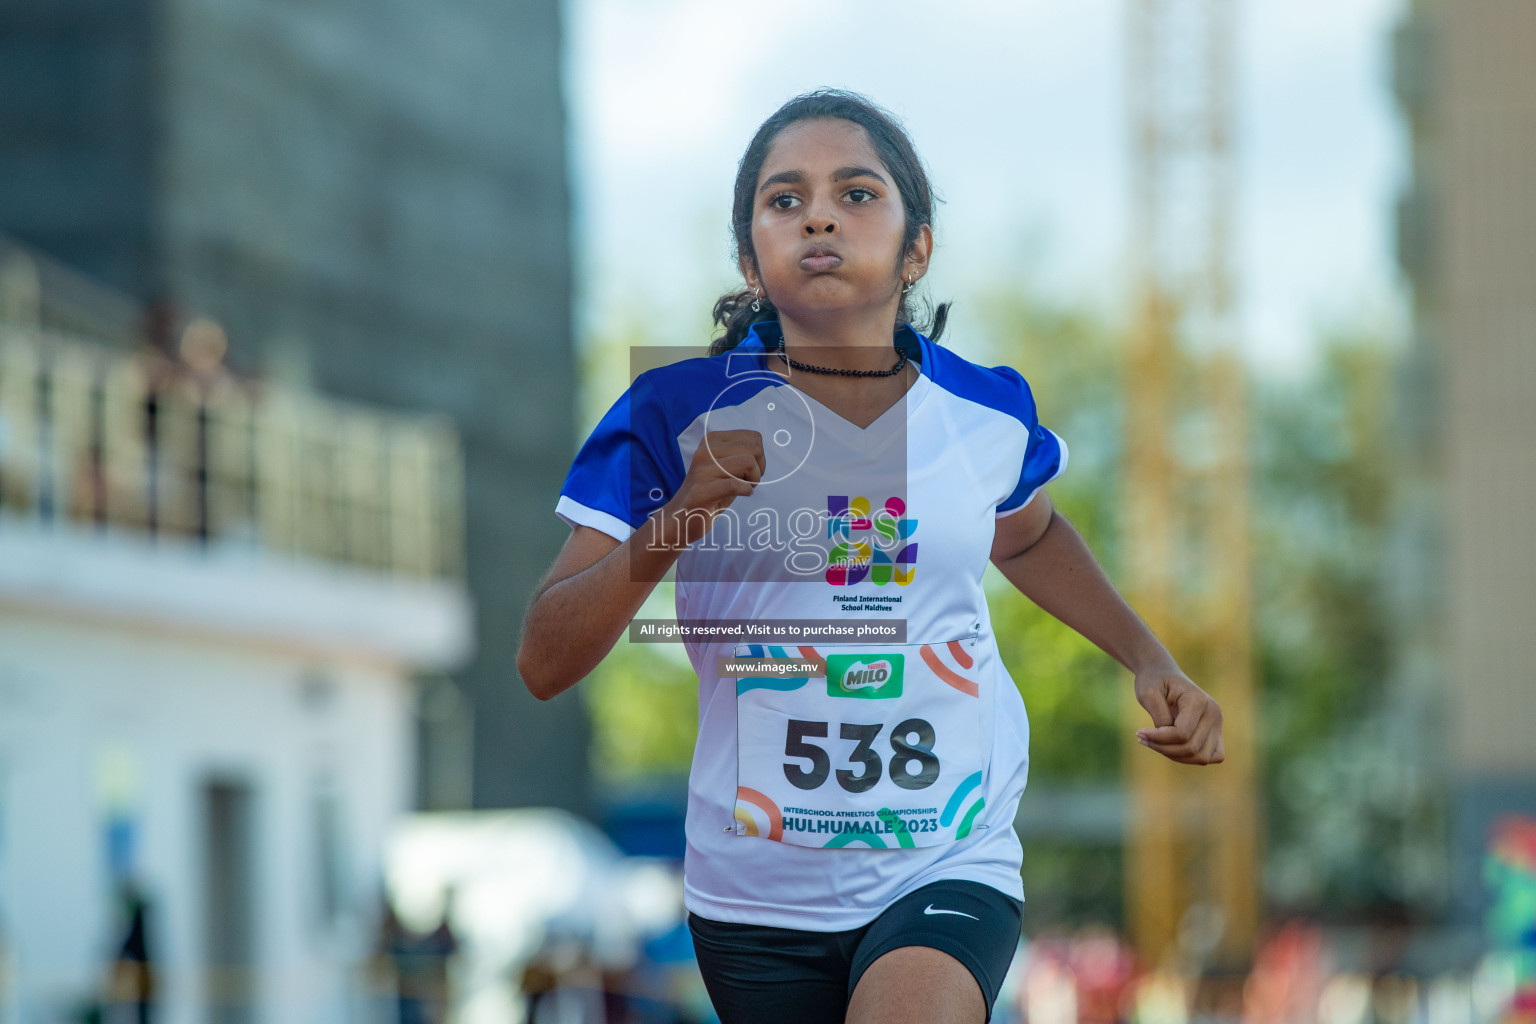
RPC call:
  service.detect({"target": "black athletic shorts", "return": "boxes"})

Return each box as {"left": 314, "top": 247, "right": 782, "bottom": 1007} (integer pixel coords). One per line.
{"left": 687, "top": 879, "right": 1023, "bottom": 1024}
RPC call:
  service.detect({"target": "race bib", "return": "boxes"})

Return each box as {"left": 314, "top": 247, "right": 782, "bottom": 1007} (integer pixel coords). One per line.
{"left": 729, "top": 636, "right": 991, "bottom": 849}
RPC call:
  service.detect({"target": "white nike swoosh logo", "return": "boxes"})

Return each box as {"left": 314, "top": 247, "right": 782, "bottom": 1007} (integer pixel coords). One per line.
{"left": 923, "top": 905, "right": 979, "bottom": 920}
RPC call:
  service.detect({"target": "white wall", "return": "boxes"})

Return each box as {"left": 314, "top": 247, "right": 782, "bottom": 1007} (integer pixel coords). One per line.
{"left": 0, "top": 527, "right": 468, "bottom": 1024}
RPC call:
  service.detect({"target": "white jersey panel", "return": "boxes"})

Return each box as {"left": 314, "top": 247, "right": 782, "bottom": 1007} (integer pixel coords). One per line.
{"left": 554, "top": 322, "right": 1067, "bottom": 931}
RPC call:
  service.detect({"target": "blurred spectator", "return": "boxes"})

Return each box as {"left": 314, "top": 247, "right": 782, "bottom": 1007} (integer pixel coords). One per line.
{"left": 519, "top": 954, "right": 559, "bottom": 1023}
{"left": 629, "top": 918, "right": 717, "bottom": 1024}
{"left": 1485, "top": 815, "right": 1536, "bottom": 1022}
{"left": 105, "top": 881, "right": 156, "bottom": 1024}
{"left": 1130, "top": 967, "right": 1192, "bottom": 1024}
{"left": 138, "top": 296, "right": 186, "bottom": 362}
{"left": 372, "top": 890, "right": 458, "bottom": 1024}
{"left": 130, "top": 296, "right": 244, "bottom": 542}
{"left": 600, "top": 966, "right": 639, "bottom": 1024}
{"left": 1072, "top": 924, "right": 1142, "bottom": 1024}
{"left": 1243, "top": 919, "right": 1327, "bottom": 1024}
{"left": 134, "top": 313, "right": 185, "bottom": 538}
{"left": 368, "top": 893, "right": 405, "bottom": 1017}
{"left": 1318, "top": 973, "right": 1373, "bottom": 1024}
{"left": 520, "top": 918, "right": 605, "bottom": 1024}
{"left": 1020, "top": 929, "right": 1080, "bottom": 1024}
{"left": 415, "top": 900, "right": 459, "bottom": 1024}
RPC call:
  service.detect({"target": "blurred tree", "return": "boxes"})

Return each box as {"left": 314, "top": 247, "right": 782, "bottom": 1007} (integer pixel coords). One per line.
{"left": 1251, "top": 322, "right": 1445, "bottom": 922}
{"left": 969, "top": 280, "right": 1129, "bottom": 783}
{"left": 977, "top": 281, "right": 1440, "bottom": 923}
{"left": 583, "top": 614, "right": 699, "bottom": 784}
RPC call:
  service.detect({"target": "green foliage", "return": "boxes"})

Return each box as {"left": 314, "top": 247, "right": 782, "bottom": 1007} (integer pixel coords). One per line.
{"left": 1018, "top": 840, "right": 1126, "bottom": 929}
{"left": 582, "top": 586, "right": 701, "bottom": 783}
{"left": 1250, "top": 326, "right": 1444, "bottom": 919}
{"left": 985, "top": 582, "right": 1127, "bottom": 782}
{"left": 1252, "top": 332, "right": 1397, "bottom": 745}
{"left": 969, "top": 279, "right": 1131, "bottom": 783}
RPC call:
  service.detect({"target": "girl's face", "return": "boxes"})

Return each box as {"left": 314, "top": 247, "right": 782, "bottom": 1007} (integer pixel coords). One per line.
{"left": 743, "top": 117, "right": 929, "bottom": 324}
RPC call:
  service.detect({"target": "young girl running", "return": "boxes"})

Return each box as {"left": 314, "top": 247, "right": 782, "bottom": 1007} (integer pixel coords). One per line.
{"left": 517, "top": 88, "right": 1225, "bottom": 1024}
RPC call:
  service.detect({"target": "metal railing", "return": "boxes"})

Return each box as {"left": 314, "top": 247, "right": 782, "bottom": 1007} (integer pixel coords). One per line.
{"left": 0, "top": 319, "right": 464, "bottom": 580}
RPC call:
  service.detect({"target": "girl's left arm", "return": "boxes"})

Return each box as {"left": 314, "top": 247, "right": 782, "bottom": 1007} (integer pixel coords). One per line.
{"left": 989, "top": 489, "right": 1226, "bottom": 766}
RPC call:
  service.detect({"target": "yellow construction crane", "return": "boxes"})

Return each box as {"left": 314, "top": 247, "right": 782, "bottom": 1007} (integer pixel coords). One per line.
{"left": 1123, "top": 0, "right": 1261, "bottom": 974}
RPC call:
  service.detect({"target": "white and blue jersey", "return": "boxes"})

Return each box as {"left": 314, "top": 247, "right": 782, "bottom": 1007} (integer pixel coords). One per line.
{"left": 555, "top": 320, "right": 1068, "bottom": 930}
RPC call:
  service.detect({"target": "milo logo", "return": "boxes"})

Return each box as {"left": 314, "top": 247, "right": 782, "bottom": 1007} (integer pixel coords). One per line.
{"left": 843, "top": 661, "right": 892, "bottom": 689}
{"left": 827, "top": 654, "right": 904, "bottom": 699}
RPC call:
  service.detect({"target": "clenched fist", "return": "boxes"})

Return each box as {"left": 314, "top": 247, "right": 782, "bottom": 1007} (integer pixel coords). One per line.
{"left": 1134, "top": 667, "right": 1226, "bottom": 765}
{"left": 652, "top": 429, "right": 766, "bottom": 550}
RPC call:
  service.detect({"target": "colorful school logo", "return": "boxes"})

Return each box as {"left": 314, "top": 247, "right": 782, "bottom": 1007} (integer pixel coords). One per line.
{"left": 827, "top": 654, "right": 904, "bottom": 699}
{"left": 825, "top": 495, "right": 918, "bottom": 586}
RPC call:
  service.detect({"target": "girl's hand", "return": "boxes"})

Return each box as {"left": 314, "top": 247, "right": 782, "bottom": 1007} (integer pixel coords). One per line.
{"left": 655, "top": 429, "right": 766, "bottom": 549}
{"left": 1133, "top": 667, "right": 1226, "bottom": 765}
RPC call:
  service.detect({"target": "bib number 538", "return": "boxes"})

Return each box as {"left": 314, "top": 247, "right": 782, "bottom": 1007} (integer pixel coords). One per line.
{"left": 783, "top": 719, "right": 940, "bottom": 793}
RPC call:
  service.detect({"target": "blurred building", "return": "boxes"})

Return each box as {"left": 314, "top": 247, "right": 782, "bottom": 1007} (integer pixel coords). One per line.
{"left": 1391, "top": 0, "right": 1536, "bottom": 932}
{"left": 0, "top": 0, "right": 584, "bottom": 814}
{"left": 0, "top": 244, "right": 470, "bottom": 1021}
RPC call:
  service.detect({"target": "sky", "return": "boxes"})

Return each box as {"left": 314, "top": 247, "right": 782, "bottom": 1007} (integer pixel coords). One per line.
{"left": 565, "top": 0, "right": 1410, "bottom": 379}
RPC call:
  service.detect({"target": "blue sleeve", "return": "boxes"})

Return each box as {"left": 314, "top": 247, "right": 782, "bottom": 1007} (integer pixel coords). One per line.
{"left": 994, "top": 366, "right": 1069, "bottom": 517}
{"left": 555, "top": 372, "right": 686, "bottom": 542}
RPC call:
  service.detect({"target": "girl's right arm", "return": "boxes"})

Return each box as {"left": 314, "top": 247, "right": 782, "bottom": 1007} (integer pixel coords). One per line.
{"left": 515, "top": 429, "right": 765, "bottom": 701}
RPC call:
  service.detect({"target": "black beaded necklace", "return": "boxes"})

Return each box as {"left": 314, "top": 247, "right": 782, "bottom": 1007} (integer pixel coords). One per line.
{"left": 772, "top": 338, "right": 908, "bottom": 378}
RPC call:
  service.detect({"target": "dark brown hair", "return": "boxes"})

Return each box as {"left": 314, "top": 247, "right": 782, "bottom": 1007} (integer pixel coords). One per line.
{"left": 709, "top": 88, "right": 950, "bottom": 356}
